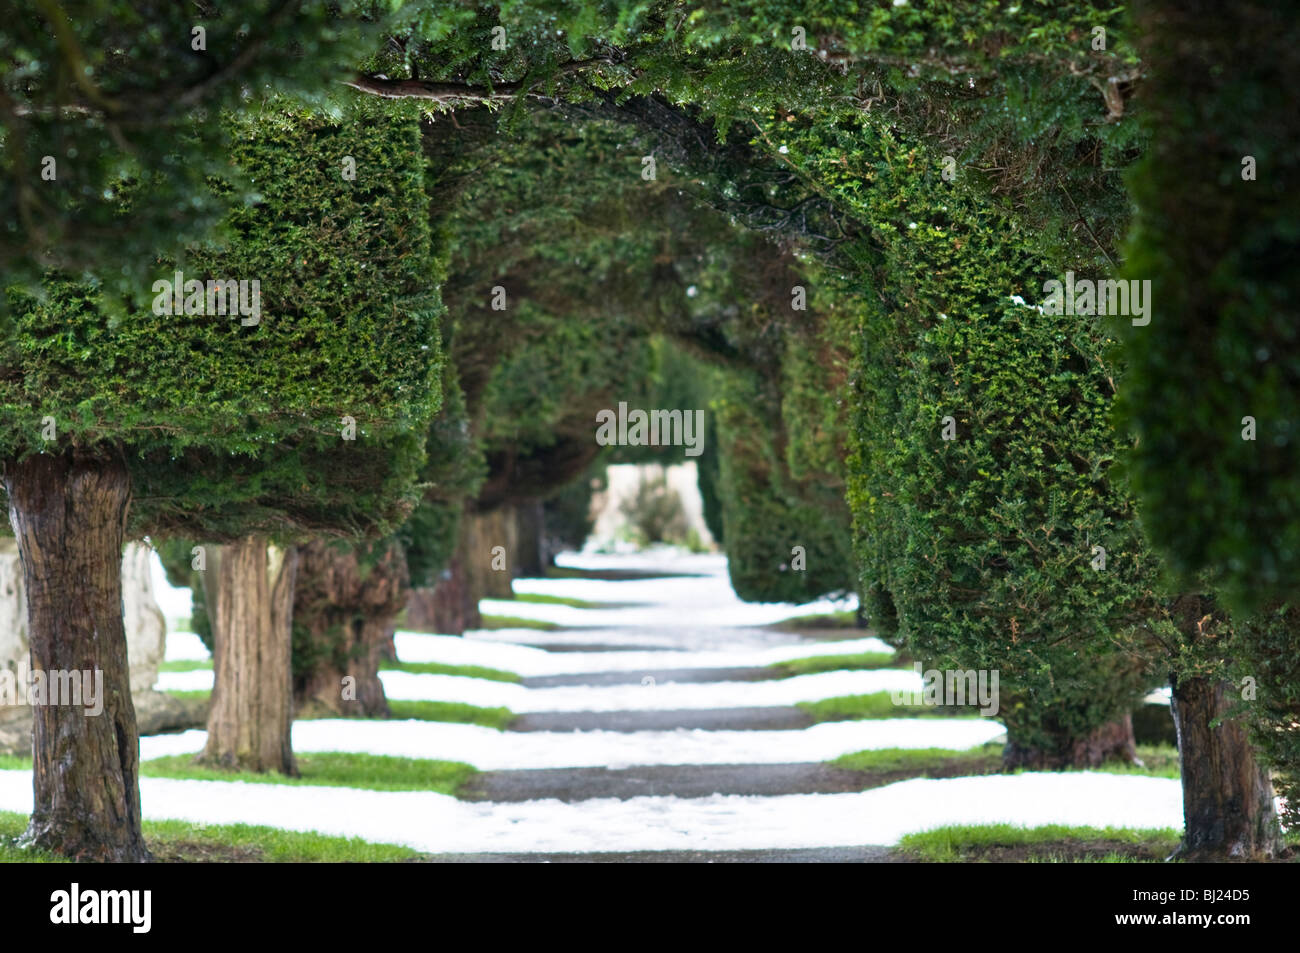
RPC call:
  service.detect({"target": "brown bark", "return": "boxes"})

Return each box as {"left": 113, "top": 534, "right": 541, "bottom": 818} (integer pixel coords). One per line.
{"left": 462, "top": 507, "right": 516, "bottom": 601}
{"left": 1002, "top": 715, "right": 1138, "bottom": 770}
{"left": 292, "top": 539, "right": 408, "bottom": 717}
{"left": 513, "top": 502, "right": 546, "bottom": 578}
{"left": 1171, "top": 676, "right": 1280, "bottom": 860}
{"left": 406, "top": 553, "right": 476, "bottom": 635}
{"left": 201, "top": 536, "right": 298, "bottom": 774}
{"left": 2, "top": 449, "right": 150, "bottom": 861}
{"left": 343, "top": 58, "right": 610, "bottom": 103}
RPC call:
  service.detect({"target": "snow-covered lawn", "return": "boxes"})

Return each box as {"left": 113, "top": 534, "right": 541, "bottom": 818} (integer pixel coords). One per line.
{"left": 0, "top": 769, "right": 1182, "bottom": 853}
{"left": 132, "top": 717, "right": 1008, "bottom": 769}
{"left": 376, "top": 667, "right": 926, "bottom": 711}
{"left": 391, "top": 633, "right": 894, "bottom": 676}
{"left": 119, "top": 547, "right": 1183, "bottom": 857}
{"left": 157, "top": 653, "right": 918, "bottom": 708}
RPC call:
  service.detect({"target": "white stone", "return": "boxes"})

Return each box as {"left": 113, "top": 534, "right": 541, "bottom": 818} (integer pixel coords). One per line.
{"left": 0, "top": 539, "right": 165, "bottom": 696}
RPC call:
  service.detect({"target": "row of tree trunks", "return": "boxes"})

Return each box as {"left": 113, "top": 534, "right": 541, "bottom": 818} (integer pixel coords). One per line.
{"left": 292, "top": 539, "right": 410, "bottom": 718}
{"left": 403, "top": 502, "right": 557, "bottom": 636}
{"left": 406, "top": 554, "right": 477, "bottom": 634}
{"left": 200, "top": 537, "right": 299, "bottom": 775}
{"left": 513, "top": 501, "right": 546, "bottom": 578}
{"left": 1003, "top": 715, "right": 1139, "bottom": 771}
{"left": 461, "top": 506, "right": 518, "bottom": 600}
{"left": 0, "top": 450, "right": 1282, "bottom": 862}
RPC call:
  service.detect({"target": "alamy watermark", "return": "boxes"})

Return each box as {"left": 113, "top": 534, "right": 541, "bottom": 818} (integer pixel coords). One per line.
{"left": 595, "top": 402, "right": 704, "bottom": 457}
{"left": 892, "top": 663, "right": 1000, "bottom": 717}
{"left": 0, "top": 661, "right": 104, "bottom": 716}
{"left": 50, "top": 883, "right": 150, "bottom": 933}
{"left": 151, "top": 270, "right": 261, "bottom": 326}
{"left": 1041, "top": 271, "right": 1151, "bottom": 326}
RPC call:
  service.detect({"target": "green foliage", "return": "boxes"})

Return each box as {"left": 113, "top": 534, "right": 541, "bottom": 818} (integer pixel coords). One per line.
{"left": 714, "top": 371, "right": 855, "bottom": 603}
{"left": 618, "top": 469, "right": 689, "bottom": 546}
{"left": 1115, "top": 0, "right": 1300, "bottom": 816}
{"left": 809, "top": 120, "right": 1162, "bottom": 757}
{"left": 2, "top": 101, "right": 443, "bottom": 544}
{"left": 543, "top": 465, "right": 603, "bottom": 555}
{"left": 402, "top": 361, "right": 485, "bottom": 587}
{"left": 1234, "top": 603, "right": 1300, "bottom": 830}
{"left": 1117, "top": 1, "right": 1300, "bottom": 612}
{"left": 0, "top": 1, "right": 385, "bottom": 308}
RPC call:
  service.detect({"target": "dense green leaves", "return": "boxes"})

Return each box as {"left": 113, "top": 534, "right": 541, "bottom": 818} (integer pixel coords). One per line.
{"left": 2, "top": 101, "right": 443, "bottom": 542}
{"left": 0, "top": 0, "right": 386, "bottom": 307}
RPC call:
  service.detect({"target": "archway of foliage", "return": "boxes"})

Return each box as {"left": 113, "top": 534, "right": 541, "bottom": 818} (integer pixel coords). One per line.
{"left": 3, "top": 0, "right": 1295, "bottom": 865}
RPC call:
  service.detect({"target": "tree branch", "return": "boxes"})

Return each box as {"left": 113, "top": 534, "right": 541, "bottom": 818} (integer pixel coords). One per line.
{"left": 344, "top": 57, "right": 613, "bottom": 104}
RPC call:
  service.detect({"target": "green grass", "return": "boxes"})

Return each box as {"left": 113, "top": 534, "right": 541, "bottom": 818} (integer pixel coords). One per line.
{"left": 799, "top": 691, "right": 982, "bottom": 722}
{"left": 476, "top": 614, "right": 559, "bottom": 631}
{"left": 161, "top": 690, "right": 509, "bottom": 728}
{"left": 141, "top": 752, "right": 475, "bottom": 794}
{"left": 0, "top": 810, "right": 420, "bottom": 863}
{"left": 768, "top": 651, "right": 898, "bottom": 678}
{"left": 509, "top": 592, "right": 604, "bottom": 609}
{"left": 380, "top": 659, "right": 521, "bottom": 682}
{"left": 1073, "top": 744, "right": 1180, "bottom": 780}
{"left": 830, "top": 743, "right": 1178, "bottom": 780}
{"left": 770, "top": 610, "right": 861, "bottom": 629}
{"left": 165, "top": 689, "right": 212, "bottom": 705}
{"left": 10, "top": 749, "right": 479, "bottom": 795}
{"left": 387, "top": 699, "right": 515, "bottom": 730}
{"left": 898, "top": 823, "right": 1182, "bottom": 863}
{"left": 831, "top": 745, "right": 1000, "bottom": 774}
{"left": 158, "top": 659, "right": 212, "bottom": 673}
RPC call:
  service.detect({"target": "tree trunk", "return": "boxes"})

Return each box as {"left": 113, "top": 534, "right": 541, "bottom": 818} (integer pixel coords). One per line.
{"left": 513, "top": 501, "right": 546, "bottom": 578}
{"left": 292, "top": 539, "right": 408, "bottom": 718}
{"left": 462, "top": 507, "right": 516, "bottom": 601}
{"left": 405, "top": 553, "right": 476, "bottom": 635}
{"left": 2, "top": 450, "right": 150, "bottom": 862}
{"left": 1003, "top": 714, "right": 1138, "bottom": 770}
{"left": 1170, "top": 675, "right": 1280, "bottom": 860}
{"left": 201, "top": 535, "right": 298, "bottom": 774}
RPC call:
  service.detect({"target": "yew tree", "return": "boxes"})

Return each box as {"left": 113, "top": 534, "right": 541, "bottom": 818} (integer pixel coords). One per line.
{"left": 0, "top": 99, "right": 441, "bottom": 860}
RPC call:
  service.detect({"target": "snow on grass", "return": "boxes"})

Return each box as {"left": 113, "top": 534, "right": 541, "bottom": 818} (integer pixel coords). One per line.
{"left": 164, "top": 630, "right": 210, "bottom": 663}
{"left": 484, "top": 550, "right": 857, "bottom": 631}
{"left": 393, "top": 633, "right": 895, "bottom": 677}
{"left": 0, "top": 769, "right": 1182, "bottom": 853}
{"left": 478, "top": 585, "right": 855, "bottom": 631}
{"left": 136, "top": 717, "right": 1007, "bottom": 770}
{"left": 148, "top": 549, "right": 193, "bottom": 623}
{"left": 158, "top": 659, "right": 923, "bottom": 709}
{"left": 157, "top": 669, "right": 215, "bottom": 692}
{"left": 377, "top": 667, "right": 923, "bottom": 711}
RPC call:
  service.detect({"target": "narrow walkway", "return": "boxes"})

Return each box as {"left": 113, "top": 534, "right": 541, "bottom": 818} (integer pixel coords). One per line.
{"left": 0, "top": 549, "right": 1184, "bottom": 859}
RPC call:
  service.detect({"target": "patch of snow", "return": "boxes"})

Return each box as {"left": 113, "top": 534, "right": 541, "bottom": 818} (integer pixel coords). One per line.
{"left": 392, "top": 632, "right": 895, "bottom": 677}
{"left": 137, "top": 717, "right": 1006, "bottom": 770}
{"left": 148, "top": 550, "right": 194, "bottom": 622}
{"left": 156, "top": 669, "right": 214, "bottom": 692}
{"left": 0, "top": 770, "right": 1182, "bottom": 853}
{"left": 376, "top": 667, "right": 924, "bottom": 712}
{"left": 164, "top": 631, "right": 211, "bottom": 663}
